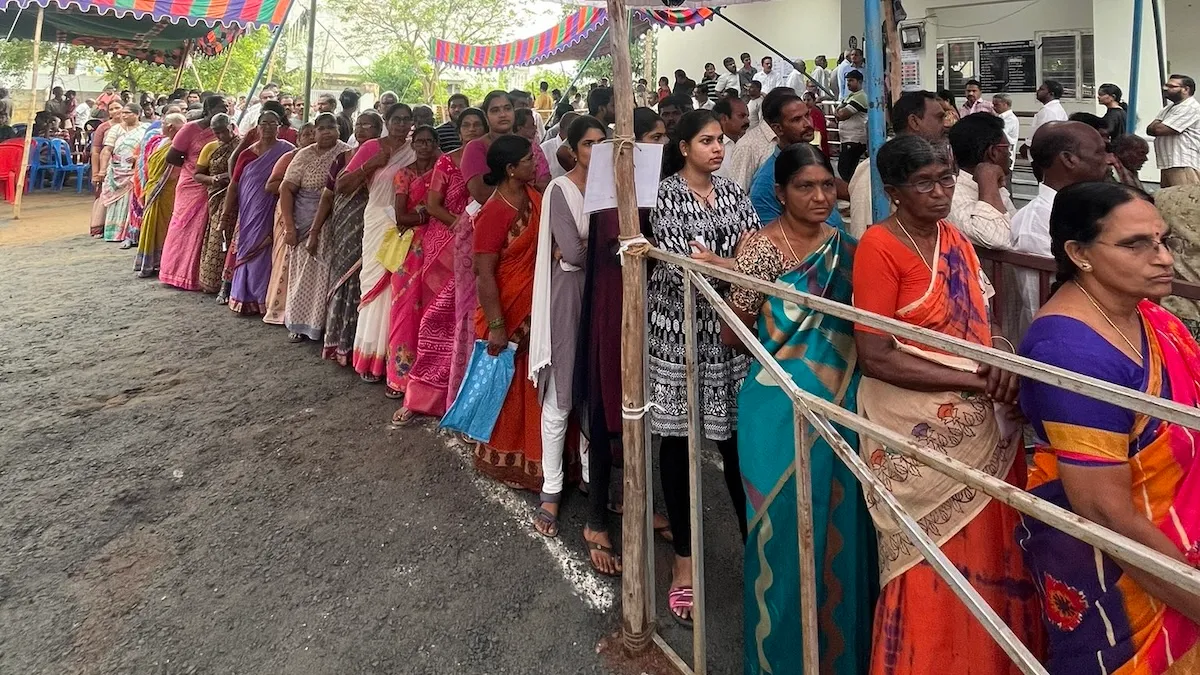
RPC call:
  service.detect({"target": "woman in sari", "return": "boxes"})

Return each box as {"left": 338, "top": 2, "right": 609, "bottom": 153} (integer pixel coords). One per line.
{"left": 724, "top": 143, "right": 876, "bottom": 674}
{"left": 851, "top": 135, "right": 1044, "bottom": 674}
{"left": 350, "top": 103, "right": 417, "bottom": 382}
{"left": 576, "top": 107, "right": 670, "bottom": 574}
{"left": 383, "top": 125, "right": 440, "bottom": 400}
{"left": 222, "top": 110, "right": 295, "bottom": 315}
{"left": 1018, "top": 182, "right": 1200, "bottom": 674}
{"left": 451, "top": 92, "right": 553, "bottom": 404}
{"left": 410, "top": 107, "right": 486, "bottom": 416}
{"left": 281, "top": 114, "right": 350, "bottom": 342}
{"left": 262, "top": 123, "right": 317, "bottom": 325}
{"left": 99, "top": 104, "right": 147, "bottom": 242}
{"left": 194, "top": 114, "right": 237, "bottom": 295}
{"left": 133, "top": 114, "right": 186, "bottom": 278}
{"left": 159, "top": 95, "right": 228, "bottom": 291}
{"left": 89, "top": 100, "right": 127, "bottom": 238}
{"left": 527, "top": 116, "right": 606, "bottom": 541}
{"left": 121, "top": 123, "right": 164, "bottom": 250}
{"left": 472, "top": 134, "right": 543, "bottom": 491}
{"left": 321, "top": 111, "right": 385, "bottom": 364}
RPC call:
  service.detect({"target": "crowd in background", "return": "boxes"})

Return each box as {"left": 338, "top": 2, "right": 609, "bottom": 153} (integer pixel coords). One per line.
{"left": 66, "top": 44, "right": 1200, "bottom": 675}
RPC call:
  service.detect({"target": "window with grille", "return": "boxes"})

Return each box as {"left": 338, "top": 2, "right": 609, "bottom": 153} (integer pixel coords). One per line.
{"left": 1037, "top": 31, "right": 1095, "bottom": 100}
{"left": 936, "top": 39, "right": 978, "bottom": 97}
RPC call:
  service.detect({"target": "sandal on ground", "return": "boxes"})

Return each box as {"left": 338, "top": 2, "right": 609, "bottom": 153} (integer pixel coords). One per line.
{"left": 586, "top": 539, "right": 623, "bottom": 577}
{"left": 390, "top": 407, "right": 419, "bottom": 426}
{"left": 384, "top": 387, "right": 404, "bottom": 400}
{"left": 360, "top": 373, "right": 381, "bottom": 384}
{"left": 215, "top": 294, "right": 228, "bottom": 305}
{"left": 136, "top": 270, "right": 155, "bottom": 279}
{"left": 532, "top": 506, "right": 559, "bottom": 538}
{"left": 287, "top": 333, "right": 305, "bottom": 343}
{"left": 119, "top": 241, "right": 135, "bottom": 250}
{"left": 668, "top": 587, "right": 695, "bottom": 628}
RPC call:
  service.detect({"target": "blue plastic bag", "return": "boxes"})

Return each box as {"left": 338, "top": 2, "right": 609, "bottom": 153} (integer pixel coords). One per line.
{"left": 440, "top": 340, "right": 516, "bottom": 442}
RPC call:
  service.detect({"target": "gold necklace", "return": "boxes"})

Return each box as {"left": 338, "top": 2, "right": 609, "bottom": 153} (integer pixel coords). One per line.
{"left": 1074, "top": 281, "right": 1141, "bottom": 357}
{"left": 895, "top": 217, "right": 933, "bottom": 271}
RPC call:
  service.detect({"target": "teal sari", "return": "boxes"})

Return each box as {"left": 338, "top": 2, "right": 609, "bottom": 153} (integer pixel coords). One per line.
{"left": 736, "top": 230, "right": 877, "bottom": 675}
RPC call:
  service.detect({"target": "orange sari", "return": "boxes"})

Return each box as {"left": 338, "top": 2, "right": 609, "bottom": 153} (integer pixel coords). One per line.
{"left": 471, "top": 185, "right": 543, "bottom": 490}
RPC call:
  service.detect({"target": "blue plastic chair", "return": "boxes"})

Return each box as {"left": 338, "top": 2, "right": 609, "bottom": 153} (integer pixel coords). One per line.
{"left": 26, "top": 137, "right": 50, "bottom": 192}
{"left": 47, "top": 138, "right": 89, "bottom": 192}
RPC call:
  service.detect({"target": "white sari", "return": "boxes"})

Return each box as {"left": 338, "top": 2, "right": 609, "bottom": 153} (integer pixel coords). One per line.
{"left": 351, "top": 144, "right": 416, "bottom": 376}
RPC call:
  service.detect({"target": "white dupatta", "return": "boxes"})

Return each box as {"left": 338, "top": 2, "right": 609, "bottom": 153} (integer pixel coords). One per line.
{"left": 528, "top": 175, "right": 587, "bottom": 384}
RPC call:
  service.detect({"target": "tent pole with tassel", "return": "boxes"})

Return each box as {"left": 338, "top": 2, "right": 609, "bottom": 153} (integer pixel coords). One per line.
{"left": 216, "top": 43, "right": 236, "bottom": 91}
{"left": 13, "top": 5, "right": 45, "bottom": 219}
{"left": 172, "top": 41, "right": 192, "bottom": 91}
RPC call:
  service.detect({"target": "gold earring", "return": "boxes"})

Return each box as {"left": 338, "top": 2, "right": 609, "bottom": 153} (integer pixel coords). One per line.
{"left": 1080, "top": 263, "right": 1093, "bottom": 271}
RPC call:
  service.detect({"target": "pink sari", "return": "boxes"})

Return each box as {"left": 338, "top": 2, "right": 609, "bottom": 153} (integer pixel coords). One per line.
{"left": 446, "top": 140, "right": 490, "bottom": 409}
{"left": 388, "top": 153, "right": 467, "bottom": 415}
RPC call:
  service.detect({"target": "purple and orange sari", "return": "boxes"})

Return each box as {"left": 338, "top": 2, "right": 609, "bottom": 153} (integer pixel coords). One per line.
{"left": 1018, "top": 301, "right": 1200, "bottom": 674}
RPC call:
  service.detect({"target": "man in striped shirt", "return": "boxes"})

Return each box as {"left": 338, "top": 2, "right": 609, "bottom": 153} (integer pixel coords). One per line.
{"left": 436, "top": 93, "right": 470, "bottom": 153}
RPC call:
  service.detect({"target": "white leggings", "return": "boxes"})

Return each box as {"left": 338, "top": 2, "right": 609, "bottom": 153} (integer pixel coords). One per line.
{"left": 540, "top": 377, "right": 589, "bottom": 498}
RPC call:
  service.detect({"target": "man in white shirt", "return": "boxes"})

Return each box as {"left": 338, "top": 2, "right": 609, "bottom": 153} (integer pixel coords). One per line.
{"left": 715, "top": 57, "right": 740, "bottom": 100}
{"left": 811, "top": 55, "right": 832, "bottom": 95}
{"left": 753, "top": 56, "right": 787, "bottom": 94}
{"left": 712, "top": 96, "right": 750, "bottom": 179}
{"left": 746, "top": 81, "right": 764, "bottom": 128}
{"left": 1147, "top": 73, "right": 1200, "bottom": 186}
{"left": 946, "top": 112, "right": 1016, "bottom": 249}
{"left": 74, "top": 99, "right": 93, "bottom": 130}
{"left": 785, "top": 61, "right": 808, "bottom": 95}
{"left": 993, "top": 94, "right": 1020, "bottom": 171}
{"left": 1022, "top": 80, "right": 1068, "bottom": 156}
{"left": 693, "top": 87, "right": 715, "bottom": 111}
{"left": 238, "top": 85, "right": 278, "bottom": 134}
{"left": 541, "top": 111, "right": 577, "bottom": 180}
{"left": 1010, "top": 121, "right": 1114, "bottom": 336}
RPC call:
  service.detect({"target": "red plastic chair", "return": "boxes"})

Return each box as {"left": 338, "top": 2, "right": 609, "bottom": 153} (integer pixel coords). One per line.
{"left": 0, "top": 141, "right": 31, "bottom": 202}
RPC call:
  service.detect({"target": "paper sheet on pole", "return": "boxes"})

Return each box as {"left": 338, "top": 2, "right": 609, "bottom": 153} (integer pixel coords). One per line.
{"left": 582, "top": 141, "right": 664, "bottom": 214}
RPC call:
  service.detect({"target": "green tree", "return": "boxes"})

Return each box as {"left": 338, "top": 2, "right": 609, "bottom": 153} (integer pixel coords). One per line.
{"left": 326, "top": 0, "right": 525, "bottom": 101}
{"left": 0, "top": 42, "right": 95, "bottom": 83}
{"left": 361, "top": 48, "right": 427, "bottom": 102}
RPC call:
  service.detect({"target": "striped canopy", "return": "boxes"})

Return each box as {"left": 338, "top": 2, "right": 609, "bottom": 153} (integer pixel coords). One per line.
{"left": 0, "top": 0, "right": 289, "bottom": 28}
{"left": 430, "top": 7, "right": 714, "bottom": 70}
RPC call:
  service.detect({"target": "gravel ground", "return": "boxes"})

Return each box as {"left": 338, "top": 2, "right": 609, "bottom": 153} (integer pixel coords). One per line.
{"left": 0, "top": 196, "right": 745, "bottom": 674}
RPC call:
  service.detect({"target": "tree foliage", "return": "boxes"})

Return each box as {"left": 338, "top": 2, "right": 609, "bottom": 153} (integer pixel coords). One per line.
{"left": 0, "top": 42, "right": 95, "bottom": 84}
{"left": 327, "top": 0, "right": 525, "bottom": 101}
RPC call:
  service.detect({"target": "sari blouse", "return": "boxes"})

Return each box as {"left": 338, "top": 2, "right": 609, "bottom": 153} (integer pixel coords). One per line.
{"left": 1018, "top": 304, "right": 1200, "bottom": 675}
{"left": 472, "top": 185, "right": 543, "bottom": 341}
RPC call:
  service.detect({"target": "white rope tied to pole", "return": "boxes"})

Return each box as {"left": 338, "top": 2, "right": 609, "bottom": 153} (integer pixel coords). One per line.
{"left": 621, "top": 401, "right": 662, "bottom": 420}
{"left": 617, "top": 235, "right": 650, "bottom": 266}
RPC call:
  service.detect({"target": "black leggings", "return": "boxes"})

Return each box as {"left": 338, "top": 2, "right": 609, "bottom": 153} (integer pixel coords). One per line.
{"left": 659, "top": 434, "right": 747, "bottom": 558}
{"left": 586, "top": 421, "right": 617, "bottom": 533}
{"left": 838, "top": 142, "right": 867, "bottom": 183}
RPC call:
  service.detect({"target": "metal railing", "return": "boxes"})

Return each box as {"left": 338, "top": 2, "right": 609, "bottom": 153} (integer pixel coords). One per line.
{"left": 634, "top": 247, "right": 1200, "bottom": 675}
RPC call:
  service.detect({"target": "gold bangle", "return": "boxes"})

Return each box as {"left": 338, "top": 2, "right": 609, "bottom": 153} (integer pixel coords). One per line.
{"left": 487, "top": 318, "right": 505, "bottom": 330}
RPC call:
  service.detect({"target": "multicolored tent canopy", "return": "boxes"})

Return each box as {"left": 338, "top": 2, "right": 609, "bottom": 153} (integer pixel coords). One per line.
{"left": 1, "top": 0, "right": 289, "bottom": 28}
{"left": 430, "top": 7, "right": 714, "bottom": 70}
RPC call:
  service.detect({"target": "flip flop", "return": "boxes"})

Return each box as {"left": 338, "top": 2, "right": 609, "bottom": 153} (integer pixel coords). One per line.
{"left": 668, "top": 587, "right": 694, "bottom": 628}
{"left": 532, "top": 506, "right": 559, "bottom": 538}
{"left": 390, "top": 407, "right": 419, "bottom": 426}
{"left": 586, "top": 539, "right": 622, "bottom": 577}
{"left": 360, "top": 373, "right": 381, "bottom": 384}
{"left": 384, "top": 387, "right": 404, "bottom": 400}
{"left": 287, "top": 333, "right": 305, "bottom": 343}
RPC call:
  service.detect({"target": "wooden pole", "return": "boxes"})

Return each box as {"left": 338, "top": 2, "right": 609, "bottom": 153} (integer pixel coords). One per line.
{"left": 215, "top": 44, "right": 236, "bottom": 91}
{"left": 48, "top": 42, "right": 62, "bottom": 95}
{"left": 882, "top": 0, "right": 903, "bottom": 104}
{"left": 610, "top": 0, "right": 653, "bottom": 655}
{"left": 189, "top": 61, "right": 205, "bottom": 91}
{"left": 303, "top": 0, "right": 317, "bottom": 124}
{"left": 12, "top": 6, "right": 44, "bottom": 220}
{"left": 172, "top": 41, "right": 191, "bottom": 91}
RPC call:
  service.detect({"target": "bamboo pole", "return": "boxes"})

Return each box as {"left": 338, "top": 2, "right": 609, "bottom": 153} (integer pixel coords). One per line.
{"left": 189, "top": 61, "right": 205, "bottom": 91}
{"left": 172, "top": 41, "right": 192, "bottom": 91}
{"left": 12, "top": 5, "right": 45, "bottom": 220}
{"left": 303, "top": 0, "right": 317, "bottom": 124}
{"left": 610, "top": 0, "right": 653, "bottom": 655}
{"left": 882, "top": 0, "right": 902, "bottom": 104}
{"left": 215, "top": 44, "right": 236, "bottom": 91}
{"left": 682, "top": 274, "right": 707, "bottom": 673}
{"left": 642, "top": 28, "right": 654, "bottom": 84}
{"left": 48, "top": 42, "right": 62, "bottom": 96}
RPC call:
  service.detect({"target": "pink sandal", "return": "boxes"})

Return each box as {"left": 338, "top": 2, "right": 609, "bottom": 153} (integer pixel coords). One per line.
{"left": 668, "top": 587, "right": 694, "bottom": 628}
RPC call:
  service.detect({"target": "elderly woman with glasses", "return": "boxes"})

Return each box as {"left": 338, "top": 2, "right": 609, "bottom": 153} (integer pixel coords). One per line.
{"left": 1017, "top": 182, "right": 1200, "bottom": 674}
{"left": 851, "top": 134, "right": 1045, "bottom": 675}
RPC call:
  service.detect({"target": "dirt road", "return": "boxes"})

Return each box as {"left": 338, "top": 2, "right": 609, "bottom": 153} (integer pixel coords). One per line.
{"left": 0, "top": 194, "right": 745, "bottom": 674}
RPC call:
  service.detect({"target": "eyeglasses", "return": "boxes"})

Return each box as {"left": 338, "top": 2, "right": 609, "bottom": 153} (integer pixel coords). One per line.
{"left": 899, "top": 175, "right": 956, "bottom": 193}
{"left": 1094, "top": 234, "right": 1187, "bottom": 256}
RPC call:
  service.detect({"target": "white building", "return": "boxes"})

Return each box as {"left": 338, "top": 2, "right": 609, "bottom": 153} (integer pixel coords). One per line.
{"left": 656, "top": 0, "right": 1200, "bottom": 181}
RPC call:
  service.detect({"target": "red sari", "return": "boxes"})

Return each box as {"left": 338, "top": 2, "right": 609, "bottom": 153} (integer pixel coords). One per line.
{"left": 470, "top": 185, "right": 543, "bottom": 491}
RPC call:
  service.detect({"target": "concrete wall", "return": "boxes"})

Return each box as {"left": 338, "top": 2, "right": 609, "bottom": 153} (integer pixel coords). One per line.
{"left": 653, "top": 0, "right": 843, "bottom": 84}
{"left": 1165, "top": 0, "right": 1200, "bottom": 76}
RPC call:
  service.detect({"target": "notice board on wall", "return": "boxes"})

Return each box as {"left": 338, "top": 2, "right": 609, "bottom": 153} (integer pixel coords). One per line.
{"left": 979, "top": 40, "right": 1037, "bottom": 93}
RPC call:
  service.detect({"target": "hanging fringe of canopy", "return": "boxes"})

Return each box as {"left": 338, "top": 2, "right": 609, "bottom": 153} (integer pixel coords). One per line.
{"left": 429, "top": 7, "right": 714, "bottom": 71}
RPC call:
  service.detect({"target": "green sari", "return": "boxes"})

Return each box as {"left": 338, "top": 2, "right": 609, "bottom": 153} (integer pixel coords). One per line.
{"left": 732, "top": 229, "right": 877, "bottom": 675}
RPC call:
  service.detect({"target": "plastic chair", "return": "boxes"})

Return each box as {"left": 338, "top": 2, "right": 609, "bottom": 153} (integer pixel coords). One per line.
{"left": 47, "top": 138, "right": 89, "bottom": 192}
{"left": 26, "top": 137, "right": 49, "bottom": 192}
{"left": 0, "top": 142, "right": 29, "bottom": 202}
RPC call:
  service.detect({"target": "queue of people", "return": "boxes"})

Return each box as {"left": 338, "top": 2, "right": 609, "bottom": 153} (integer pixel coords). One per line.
{"left": 81, "top": 73, "right": 1200, "bottom": 675}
